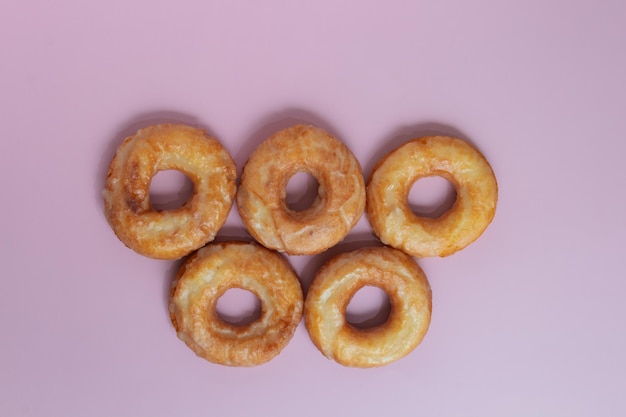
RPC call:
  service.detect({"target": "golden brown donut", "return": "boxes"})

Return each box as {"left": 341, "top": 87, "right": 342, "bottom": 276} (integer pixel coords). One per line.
{"left": 367, "top": 136, "right": 498, "bottom": 258}
{"left": 103, "top": 124, "right": 237, "bottom": 260}
{"left": 236, "top": 124, "right": 366, "bottom": 255}
{"left": 169, "top": 242, "right": 303, "bottom": 367}
{"left": 304, "top": 247, "right": 432, "bottom": 368}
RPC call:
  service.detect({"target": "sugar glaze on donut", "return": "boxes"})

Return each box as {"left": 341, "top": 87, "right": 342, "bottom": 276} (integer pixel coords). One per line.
{"left": 169, "top": 242, "right": 303, "bottom": 367}
{"left": 237, "top": 124, "right": 365, "bottom": 255}
{"left": 304, "top": 247, "right": 432, "bottom": 367}
{"left": 103, "top": 124, "right": 237, "bottom": 260}
{"left": 367, "top": 136, "right": 497, "bottom": 258}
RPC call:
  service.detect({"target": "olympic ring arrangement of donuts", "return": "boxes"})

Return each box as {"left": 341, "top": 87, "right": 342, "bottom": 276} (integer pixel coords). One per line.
{"left": 103, "top": 122, "right": 498, "bottom": 368}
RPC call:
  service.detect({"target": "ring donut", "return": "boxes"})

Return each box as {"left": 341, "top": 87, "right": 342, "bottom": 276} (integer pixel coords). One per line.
{"left": 367, "top": 136, "right": 498, "bottom": 257}
{"left": 304, "top": 247, "right": 432, "bottom": 367}
{"left": 169, "top": 242, "right": 303, "bottom": 367}
{"left": 236, "top": 124, "right": 366, "bottom": 255}
{"left": 103, "top": 124, "right": 237, "bottom": 260}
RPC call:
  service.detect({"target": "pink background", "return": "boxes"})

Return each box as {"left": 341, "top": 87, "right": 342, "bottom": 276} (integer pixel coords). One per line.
{"left": 2, "top": 1, "right": 625, "bottom": 416}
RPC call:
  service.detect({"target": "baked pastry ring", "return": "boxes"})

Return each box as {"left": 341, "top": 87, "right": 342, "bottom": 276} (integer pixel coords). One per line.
{"left": 304, "top": 247, "right": 432, "bottom": 367}
{"left": 169, "top": 242, "right": 303, "bottom": 367}
{"left": 367, "top": 136, "right": 497, "bottom": 257}
{"left": 103, "top": 124, "right": 237, "bottom": 260}
{"left": 236, "top": 124, "right": 365, "bottom": 255}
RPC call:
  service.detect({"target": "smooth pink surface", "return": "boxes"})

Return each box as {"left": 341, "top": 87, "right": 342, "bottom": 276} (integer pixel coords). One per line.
{"left": 2, "top": 1, "right": 625, "bottom": 416}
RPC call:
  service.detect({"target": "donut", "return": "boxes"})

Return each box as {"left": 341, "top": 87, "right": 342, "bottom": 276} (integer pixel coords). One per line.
{"left": 103, "top": 124, "right": 237, "bottom": 260}
{"left": 304, "top": 247, "right": 432, "bottom": 367}
{"left": 169, "top": 242, "right": 303, "bottom": 367}
{"left": 366, "top": 136, "right": 497, "bottom": 258}
{"left": 236, "top": 124, "right": 365, "bottom": 255}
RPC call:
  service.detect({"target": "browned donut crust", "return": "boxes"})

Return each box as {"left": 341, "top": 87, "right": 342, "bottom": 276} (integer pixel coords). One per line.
{"left": 304, "top": 247, "right": 432, "bottom": 367}
{"left": 236, "top": 125, "right": 366, "bottom": 255}
{"left": 169, "top": 242, "right": 303, "bottom": 367}
{"left": 367, "top": 136, "right": 498, "bottom": 258}
{"left": 103, "top": 124, "right": 237, "bottom": 260}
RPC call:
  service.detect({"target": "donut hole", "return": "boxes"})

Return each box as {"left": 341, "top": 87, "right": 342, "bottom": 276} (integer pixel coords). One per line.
{"left": 215, "top": 288, "right": 262, "bottom": 326}
{"left": 345, "top": 286, "right": 391, "bottom": 329}
{"left": 408, "top": 176, "right": 457, "bottom": 218}
{"left": 149, "top": 170, "right": 194, "bottom": 211}
{"left": 285, "top": 171, "right": 320, "bottom": 212}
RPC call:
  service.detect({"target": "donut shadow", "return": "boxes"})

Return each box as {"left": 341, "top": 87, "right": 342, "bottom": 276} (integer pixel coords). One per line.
{"left": 362, "top": 121, "right": 477, "bottom": 180}
{"left": 408, "top": 176, "right": 458, "bottom": 219}
{"left": 150, "top": 170, "right": 196, "bottom": 212}
{"left": 345, "top": 286, "right": 392, "bottom": 330}
{"left": 212, "top": 225, "right": 256, "bottom": 243}
{"left": 234, "top": 107, "right": 346, "bottom": 179}
{"left": 162, "top": 256, "right": 187, "bottom": 328}
{"left": 95, "top": 110, "right": 219, "bottom": 212}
